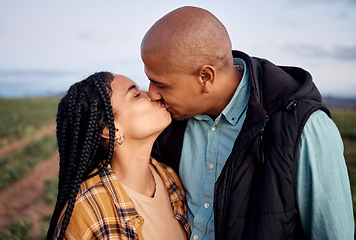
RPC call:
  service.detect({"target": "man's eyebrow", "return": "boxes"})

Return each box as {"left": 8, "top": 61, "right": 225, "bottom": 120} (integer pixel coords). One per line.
{"left": 148, "top": 78, "right": 162, "bottom": 85}
{"left": 126, "top": 84, "right": 137, "bottom": 94}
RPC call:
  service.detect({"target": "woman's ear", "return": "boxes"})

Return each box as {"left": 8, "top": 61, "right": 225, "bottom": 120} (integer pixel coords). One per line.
{"left": 101, "top": 123, "right": 124, "bottom": 140}
{"left": 199, "top": 65, "right": 216, "bottom": 93}
{"left": 115, "top": 128, "right": 124, "bottom": 141}
{"left": 101, "top": 124, "right": 110, "bottom": 140}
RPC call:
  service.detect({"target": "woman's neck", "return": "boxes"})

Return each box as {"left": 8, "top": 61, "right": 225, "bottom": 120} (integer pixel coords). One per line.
{"left": 110, "top": 139, "right": 156, "bottom": 197}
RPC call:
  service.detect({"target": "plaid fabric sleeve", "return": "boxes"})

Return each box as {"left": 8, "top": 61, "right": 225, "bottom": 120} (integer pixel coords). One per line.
{"left": 54, "top": 172, "right": 142, "bottom": 239}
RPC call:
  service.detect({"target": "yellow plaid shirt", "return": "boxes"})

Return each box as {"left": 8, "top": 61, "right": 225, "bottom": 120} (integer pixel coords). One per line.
{"left": 54, "top": 158, "right": 191, "bottom": 239}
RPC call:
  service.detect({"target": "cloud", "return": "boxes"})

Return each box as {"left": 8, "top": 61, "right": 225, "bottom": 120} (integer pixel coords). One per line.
{"left": 286, "top": 0, "right": 356, "bottom": 4}
{"left": 0, "top": 70, "right": 82, "bottom": 98}
{"left": 77, "top": 31, "right": 95, "bottom": 41}
{"left": 285, "top": 43, "right": 356, "bottom": 61}
{"left": 333, "top": 45, "right": 356, "bottom": 60}
{"left": 0, "top": 70, "right": 78, "bottom": 84}
{"left": 0, "top": 64, "right": 149, "bottom": 98}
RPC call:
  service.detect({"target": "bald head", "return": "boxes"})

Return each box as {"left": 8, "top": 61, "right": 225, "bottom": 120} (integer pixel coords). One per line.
{"left": 141, "top": 6, "right": 233, "bottom": 74}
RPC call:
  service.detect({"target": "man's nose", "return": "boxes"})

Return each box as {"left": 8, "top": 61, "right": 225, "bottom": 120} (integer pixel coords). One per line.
{"left": 148, "top": 84, "right": 162, "bottom": 101}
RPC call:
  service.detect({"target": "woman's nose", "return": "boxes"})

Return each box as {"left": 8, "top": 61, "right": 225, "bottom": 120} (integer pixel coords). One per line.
{"left": 141, "top": 91, "right": 152, "bottom": 101}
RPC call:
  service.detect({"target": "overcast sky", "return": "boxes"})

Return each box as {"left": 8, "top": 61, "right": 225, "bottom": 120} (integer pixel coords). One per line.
{"left": 0, "top": 0, "right": 356, "bottom": 98}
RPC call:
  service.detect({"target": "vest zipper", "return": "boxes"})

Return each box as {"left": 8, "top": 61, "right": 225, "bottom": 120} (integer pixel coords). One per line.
{"left": 259, "top": 115, "right": 269, "bottom": 164}
{"left": 218, "top": 115, "right": 269, "bottom": 239}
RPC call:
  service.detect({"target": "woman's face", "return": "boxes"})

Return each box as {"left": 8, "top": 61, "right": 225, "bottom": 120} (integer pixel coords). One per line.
{"left": 111, "top": 74, "right": 171, "bottom": 141}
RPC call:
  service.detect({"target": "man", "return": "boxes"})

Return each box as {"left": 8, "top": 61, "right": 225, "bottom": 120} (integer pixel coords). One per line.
{"left": 141, "top": 6, "right": 354, "bottom": 240}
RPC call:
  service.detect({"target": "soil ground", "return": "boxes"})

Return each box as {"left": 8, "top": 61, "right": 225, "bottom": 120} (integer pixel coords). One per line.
{"left": 0, "top": 125, "right": 58, "bottom": 238}
{"left": 0, "top": 124, "right": 56, "bottom": 156}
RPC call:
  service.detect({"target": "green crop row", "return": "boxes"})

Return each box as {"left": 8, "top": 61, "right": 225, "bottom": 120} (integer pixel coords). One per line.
{"left": 0, "top": 134, "right": 58, "bottom": 190}
{"left": 0, "top": 219, "right": 34, "bottom": 240}
{"left": 331, "top": 108, "right": 356, "bottom": 140}
{"left": 0, "top": 97, "right": 60, "bottom": 144}
{"left": 330, "top": 108, "right": 356, "bottom": 227}
{"left": 43, "top": 177, "right": 59, "bottom": 206}
{"left": 0, "top": 176, "right": 58, "bottom": 239}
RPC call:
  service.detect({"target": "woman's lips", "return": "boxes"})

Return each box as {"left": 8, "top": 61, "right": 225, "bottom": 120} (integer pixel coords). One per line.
{"left": 157, "top": 100, "right": 167, "bottom": 109}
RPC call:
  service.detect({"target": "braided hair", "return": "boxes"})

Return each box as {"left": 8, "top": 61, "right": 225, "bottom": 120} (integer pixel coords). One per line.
{"left": 46, "top": 72, "right": 116, "bottom": 240}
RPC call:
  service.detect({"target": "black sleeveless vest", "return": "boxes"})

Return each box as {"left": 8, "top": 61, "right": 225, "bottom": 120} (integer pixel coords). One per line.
{"left": 151, "top": 51, "right": 330, "bottom": 240}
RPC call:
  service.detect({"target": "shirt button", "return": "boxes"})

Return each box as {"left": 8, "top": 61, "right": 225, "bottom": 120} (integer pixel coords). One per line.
{"left": 209, "top": 164, "right": 214, "bottom": 170}
{"left": 204, "top": 203, "right": 210, "bottom": 208}
{"left": 193, "top": 235, "right": 199, "bottom": 240}
{"left": 211, "top": 126, "right": 217, "bottom": 131}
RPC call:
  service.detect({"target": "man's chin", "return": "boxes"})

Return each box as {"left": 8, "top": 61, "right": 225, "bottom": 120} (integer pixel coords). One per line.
{"left": 170, "top": 112, "right": 190, "bottom": 121}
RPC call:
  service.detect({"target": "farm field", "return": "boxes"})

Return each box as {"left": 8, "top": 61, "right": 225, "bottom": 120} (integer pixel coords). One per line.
{"left": 0, "top": 97, "right": 60, "bottom": 239}
{"left": 0, "top": 97, "right": 355, "bottom": 239}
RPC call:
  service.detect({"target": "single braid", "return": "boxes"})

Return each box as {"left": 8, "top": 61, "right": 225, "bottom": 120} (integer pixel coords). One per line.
{"left": 47, "top": 104, "right": 68, "bottom": 236}
{"left": 47, "top": 72, "right": 115, "bottom": 240}
{"left": 92, "top": 73, "right": 116, "bottom": 173}
{"left": 84, "top": 101, "right": 102, "bottom": 176}
{"left": 60, "top": 88, "right": 80, "bottom": 201}
{"left": 85, "top": 120, "right": 106, "bottom": 179}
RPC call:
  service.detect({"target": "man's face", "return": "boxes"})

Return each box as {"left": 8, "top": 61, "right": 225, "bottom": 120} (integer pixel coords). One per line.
{"left": 144, "top": 63, "right": 205, "bottom": 121}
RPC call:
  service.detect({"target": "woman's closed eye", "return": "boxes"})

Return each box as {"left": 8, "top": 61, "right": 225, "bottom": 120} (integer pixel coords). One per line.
{"left": 126, "top": 84, "right": 142, "bottom": 99}
{"left": 131, "top": 86, "right": 141, "bottom": 98}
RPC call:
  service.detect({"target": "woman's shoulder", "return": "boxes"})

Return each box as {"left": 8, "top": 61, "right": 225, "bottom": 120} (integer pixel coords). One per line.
{"left": 76, "top": 170, "right": 103, "bottom": 199}
{"left": 65, "top": 169, "right": 120, "bottom": 237}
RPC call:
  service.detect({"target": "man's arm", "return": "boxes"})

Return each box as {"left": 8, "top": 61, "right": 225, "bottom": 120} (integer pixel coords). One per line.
{"left": 295, "top": 110, "right": 354, "bottom": 239}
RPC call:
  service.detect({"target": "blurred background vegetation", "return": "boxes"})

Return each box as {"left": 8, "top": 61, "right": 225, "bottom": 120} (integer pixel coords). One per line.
{"left": 0, "top": 97, "right": 59, "bottom": 239}
{"left": 0, "top": 98, "right": 59, "bottom": 148}
{"left": 0, "top": 97, "right": 355, "bottom": 239}
{"left": 330, "top": 108, "right": 356, "bottom": 217}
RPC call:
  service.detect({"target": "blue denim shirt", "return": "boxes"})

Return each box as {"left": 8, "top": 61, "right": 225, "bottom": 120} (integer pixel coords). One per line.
{"left": 179, "top": 58, "right": 354, "bottom": 240}
{"left": 179, "top": 58, "right": 249, "bottom": 240}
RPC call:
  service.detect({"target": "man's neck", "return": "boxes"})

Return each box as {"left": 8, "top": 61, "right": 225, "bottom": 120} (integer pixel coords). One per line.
{"left": 206, "top": 67, "right": 242, "bottom": 118}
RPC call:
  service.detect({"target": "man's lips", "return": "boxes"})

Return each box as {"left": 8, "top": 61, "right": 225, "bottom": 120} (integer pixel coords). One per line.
{"left": 155, "top": 100, "right": 172, "bottom": 113}
{"left": 157, "top": 100, "right": 168, "bottom": 109}
{"left": 164, "top": 104, "right": 171, "bottom": 111}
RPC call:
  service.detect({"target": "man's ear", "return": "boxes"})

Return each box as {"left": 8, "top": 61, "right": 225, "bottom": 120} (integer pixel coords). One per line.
{"left": 199, "top": 65, "right": 216, "bottom": 93}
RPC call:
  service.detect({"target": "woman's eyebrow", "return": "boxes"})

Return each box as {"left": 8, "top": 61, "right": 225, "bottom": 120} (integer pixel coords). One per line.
{"left": 126, "top": 84, "right": 137, "bottom": 94}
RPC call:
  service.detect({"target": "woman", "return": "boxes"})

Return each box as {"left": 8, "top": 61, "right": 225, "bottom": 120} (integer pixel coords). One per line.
{"left": 47, "top": 72, "right": 190, "bottom": 239}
